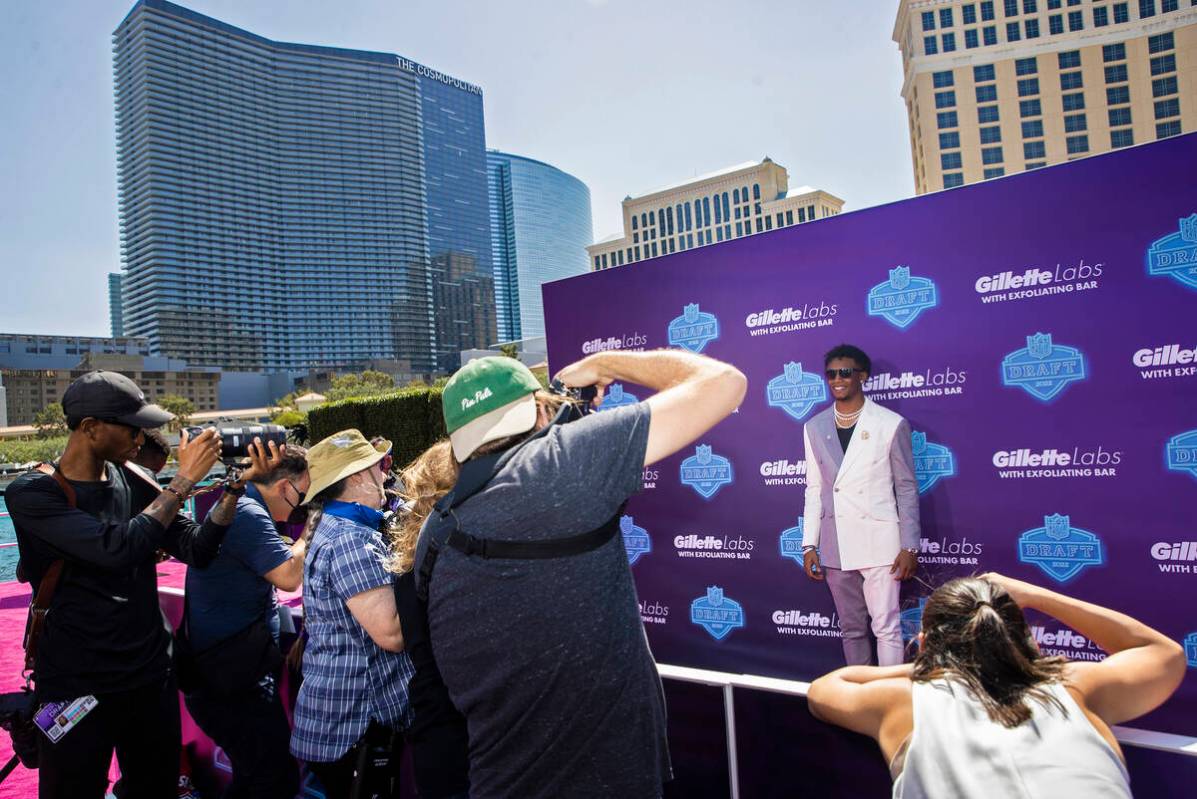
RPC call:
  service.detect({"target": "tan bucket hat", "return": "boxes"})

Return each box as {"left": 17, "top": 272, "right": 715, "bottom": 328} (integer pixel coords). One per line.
{"left": 304, "top": 428, "right": 391, "bottom": 503}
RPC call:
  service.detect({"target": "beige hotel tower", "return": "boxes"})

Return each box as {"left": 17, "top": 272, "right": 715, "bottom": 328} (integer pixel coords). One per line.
{"left": 894, "top": 0, "right": 1195, "bottom": 192}
{"left": 586, "top": 159, "right": 843, "bottom": 270}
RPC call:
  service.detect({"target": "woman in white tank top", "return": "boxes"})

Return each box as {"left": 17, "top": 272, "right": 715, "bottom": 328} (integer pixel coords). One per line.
{"left": 807, "top": 573, "right": 1186, "bottom": 798}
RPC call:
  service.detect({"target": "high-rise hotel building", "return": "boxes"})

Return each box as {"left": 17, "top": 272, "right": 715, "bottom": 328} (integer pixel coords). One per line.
{"left": 586, "top": 159, "right": 843, "bottom": 271}
{"left": 893, "top": 0, "right": 1196, "bottom": 192}
{"left": 114, "top": 0, "right": 494, "bottom": 374}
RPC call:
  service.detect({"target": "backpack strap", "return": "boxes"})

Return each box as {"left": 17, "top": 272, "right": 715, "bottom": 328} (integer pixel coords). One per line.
{"left": 22, "top": 464, "right": 72, "bottom": 673}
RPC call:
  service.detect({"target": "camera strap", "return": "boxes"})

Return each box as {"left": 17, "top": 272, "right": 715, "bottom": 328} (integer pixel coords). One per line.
{"left": 415, "top": 407, "right": 622, "bottom": 599}
{"left": 21, "top": 465, "right": 72, "bottom": 675}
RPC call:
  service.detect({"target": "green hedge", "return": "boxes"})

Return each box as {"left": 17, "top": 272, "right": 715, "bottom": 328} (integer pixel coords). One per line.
{"left": 0, "top": 435, "right": 70, "bottom": 466}
{"left": 307, "top": 387, "right": 446, "bottom": 467}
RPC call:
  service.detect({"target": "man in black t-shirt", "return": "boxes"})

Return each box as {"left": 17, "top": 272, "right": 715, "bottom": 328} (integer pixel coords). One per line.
{"left": 6, "top": 371, "right": 265, "bottom": 799}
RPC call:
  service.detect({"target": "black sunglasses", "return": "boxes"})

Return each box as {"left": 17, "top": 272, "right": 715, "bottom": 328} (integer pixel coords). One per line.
{"left": 825, "top": 368, "right": 864, "bottom": 379}
{"left": 96, "top": 418, "right": 142, "bottom": 435}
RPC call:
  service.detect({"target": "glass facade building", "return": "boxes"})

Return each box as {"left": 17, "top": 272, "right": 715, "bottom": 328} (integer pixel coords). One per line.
{"left": 113, "top": 0, "right": 494, "bottom": 374}
{"left": 486, "top": 151, "right": 593, "bottom": 341}
{"left": 108, "top": 273, "right": 124, "bottom": 337}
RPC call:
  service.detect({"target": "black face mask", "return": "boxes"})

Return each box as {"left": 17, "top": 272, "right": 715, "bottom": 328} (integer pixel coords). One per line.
{"left": 281, "top": 481, "right": 308, "bottom": 527}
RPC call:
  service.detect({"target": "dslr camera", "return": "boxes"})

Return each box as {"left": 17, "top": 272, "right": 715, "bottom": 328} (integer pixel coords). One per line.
{"left": 183, "top": 424, "right": 288, "bottom": 462}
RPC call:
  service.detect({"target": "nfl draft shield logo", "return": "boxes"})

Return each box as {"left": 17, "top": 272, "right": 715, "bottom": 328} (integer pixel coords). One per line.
{"left": 778, "top": 518, "right": 807, "bottom": 566}
{"left": 1166, "top": 430, "right": 1197, "bottom": 479}
{"left": 598, "top": 383, "right": 639, "bottom": 412}
{"left": 1001, "top": 333, "right": 1087, "bottom": 401}
{"left": 690, "top": 586, "right": 745, "bottom": 641}
{"left": 911, "top": 431, "right": 956, "bottom": 494}
{"left": 901, "top": 597, "right": 928, "bottom": 643}
{"left": 766, "top": 362, "right": 827, "bottom": 422}
{"left": 1146, "top": 214, "right": 1197, "bottom": 291}
{"left": 668, "top": 303, "right": 720, "bottom": 353}
{"left": 680, "top": 444, "right": 734, "bottom": 499}
{"left": 620, "top": 515, "right": 651, "bottom": 565}
{"left": 1018, "top": 514, "right": 1105, "bottom": 583}
{"left": 1184, "top": 632, "right": 1197, "bottom": 668}
{"left": 867, "top": 266, "right": 939, "bottom": 329}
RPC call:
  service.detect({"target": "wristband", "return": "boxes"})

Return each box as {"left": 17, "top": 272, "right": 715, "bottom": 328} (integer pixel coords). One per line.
{"left": 163, "top": 485, "right": 188, "bottom": 503}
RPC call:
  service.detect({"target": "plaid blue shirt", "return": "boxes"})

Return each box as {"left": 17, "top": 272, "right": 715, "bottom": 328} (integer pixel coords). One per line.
{"left": 290, "top": 506, "right": 415, "bottom": 762}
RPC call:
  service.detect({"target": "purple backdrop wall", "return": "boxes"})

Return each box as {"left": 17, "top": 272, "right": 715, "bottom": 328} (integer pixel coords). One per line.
{"left": 543, "top": 133, "right": 1197, "bottom": 737}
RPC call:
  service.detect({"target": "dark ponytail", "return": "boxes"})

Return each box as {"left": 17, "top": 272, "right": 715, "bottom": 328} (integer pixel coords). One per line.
{"left": 912, "top": 577, "right": 1067, "bottom": 728}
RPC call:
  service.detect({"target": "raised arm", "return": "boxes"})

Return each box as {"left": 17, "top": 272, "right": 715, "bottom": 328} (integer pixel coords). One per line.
{"left": 984, "top": 573, "right": 1185, "bottom": 725}
{"left": 807, "top": 664, "right": 914, "bottom": 762}
{"left": 554, "top": 349, "right": 747, "bottom": 467}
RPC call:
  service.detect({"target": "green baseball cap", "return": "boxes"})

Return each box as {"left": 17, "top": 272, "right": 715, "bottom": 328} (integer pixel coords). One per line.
{"left": 443, "top": 357, "right": 541, "bottom": 461}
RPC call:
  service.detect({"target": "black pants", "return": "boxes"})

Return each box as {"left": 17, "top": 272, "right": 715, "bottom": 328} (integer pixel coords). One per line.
{"left": 37, "top": 674, "right": 180, "bottom": 799}
{"left": 308, "top": 723, "right": 403, "bottom": 799}
{"left": 184, "top": 675, "right": 299, "bottom": 799}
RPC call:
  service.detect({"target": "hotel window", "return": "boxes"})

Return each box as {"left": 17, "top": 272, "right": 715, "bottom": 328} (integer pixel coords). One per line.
{"left": 1111, "top": 129, "right": 1134, "bottom": 148}
{"left": 1058, "top": 51, "right": 1081, "bottom": 69}
{"left": 1020, "top": 98, "right": 1042, "bottom": 117}
{"left": 631, "top": 215, "right": 638, "bottom": 230}
{"left": 1049, "top": 0, "right": 1061, "bottom": 6}
{"left": 734, "top": 206, "right": 741, "bottom": 220}
{"left": 983, "top": 26, "right": 998, "bottom": 44}
{"left": 1018, "top": 78, "right": 1039, "bottom": 96}
{"left": 1139, "top": 0, "right": 1156, "bottom": 15}
{"left": 922, "top": 11, "right": 936, "bottom": 29}
{"left": 1153, "top": 76, "right": 1178, "bottom": 97}
{"left": 651, "top": 242, "right": 658, "bottom": 256}
{"left": 1049, "top": 14, "right": 1064, "bottom": 33}
{"left": 984, "top": 167, "right": 1006, "bottom": 178}
{"left": 1105, "top": 64, "right": 1128, "bottom": 83}
{"left": 735, "top": 222, "right": 743, "bottom": 237}
{"left": 714, "top": 198, "right": 722, "bottom": 224}
{"left": 753, "top": 183, "right": 760, "bottom": 200}
{"left": 1025, "top": 18, "right": 1041, "bottom": 35}
{"left": 974, "top": 64, "right": 996, "bottom": 82}
{"left": 722, "top": 193, "right": 730, "bottom": 220}
{"left": 982, "top": 1, "right": 996, "bottom": 20}
{"left": 1061, "top": 72, "right": 1083, "bottom": 90}
{"left": 981, "top": 125, "right": 1002, "bottom": 143}
{"left": 1094, "top": 5, "right": 1110, "bottom": 24}
{"left": 1025, "top": 140, "right": 1047, "bottom": 159}
{"left": 1113, "top": 3, "right": 1129, "bottom": 22}
{"left": 733, "top": 188, "right": 740, "bottom": 204}
{"left": 1108, "top": 107, "right": 1133, "bottom": 126}
{"left": 1103, "top": 43, "right": 1126, "bottom": 61}
{"left": 1156, "top": 120, "right": 1181, "bottom": 138}
{"left": 1016, "top": 57, "right": 1038, "bottom": 75}
{"left": 1024, "top": 0, "right": 1038, "bottom": 9}
{"left": 940, "top": 131, "right": 962, "bottom": 148}
{"left": 1021, "top": 119, "right": 1045, "bottom": 137}
{"left": 764, "top": 216, "right": 772, "bottom": 231}
{"left": 979, "top": 105, "right": 1001, "bottom": 123}
{"left": 1107, "top": 85, "right": 1131, "bottom": 104}
{"left": 1063, "top": 93, "right": 1085, "bottom": 111}
{"left": 964, "top": 4, "right": 978, "bottom": 23}
{"left": 941, "top": 152, "right": 963, "bottom": 170}
{"left": 966, "top": 29, "right": 980, "bottom": 48}
{"left": 942, "top": 32, "right": 957, "bottom": 51}
{"left": 1005, "top": 0, "right": 1019, "bottom": 14}
{"left": 937, "top": 111, "right": 959, "bottom": 128}
{"left": 940, "top": 7, "right": 955, "bottom": 26}
{"left": 982, "top": 146, "right": 1004, "bottom": 164}
{"left": 925, "top": 36, "right": 939, "bottom": 54}
{"left": 976, "top": 85, "right": 998, "bottom": 103}
{"left": 944, "top": 173, "right": 965, "bottom": 188}
{"left": 935, "top": 90, "right": 957, "bottom": 108}
{"left": 1148, "top": 32, "right": 1174, "bottom": 53}
{"left": 1066, "top": 134, "right": 1089, "bottom": 154}
{"left": 1064, "top": 113, "right": 1087, "bottom": 132}
{"left": 1150, "top": 54, "right": 1176, "bottom": 76}
{"left": 1007, "top": 21, "right": 1022, "bottom": 39}
{"left": 1161, "top": 0, "right": 1177, "bottom": 9}
{"left": 755, "top": 219, "right": 763, "bottom": 233}
{"left": 1155, "top": 99, "right": 1180, "bottom": 119}
{"left": 1068, "top": 10, "right": 1084, "bottom": 28}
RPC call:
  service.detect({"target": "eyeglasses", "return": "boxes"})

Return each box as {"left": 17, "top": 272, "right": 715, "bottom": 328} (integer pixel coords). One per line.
{"left": 825, "top": 368, "right": 863, "bottom": 380}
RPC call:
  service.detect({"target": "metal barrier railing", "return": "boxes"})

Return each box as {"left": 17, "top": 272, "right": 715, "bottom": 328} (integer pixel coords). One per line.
{"left": 656, "top": 662, "right": 1197, "bottom": 799}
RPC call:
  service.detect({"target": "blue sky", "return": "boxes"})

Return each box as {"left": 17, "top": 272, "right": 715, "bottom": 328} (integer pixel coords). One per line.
{"left": 1, "top": 0, "right": 913, "bottom": 337}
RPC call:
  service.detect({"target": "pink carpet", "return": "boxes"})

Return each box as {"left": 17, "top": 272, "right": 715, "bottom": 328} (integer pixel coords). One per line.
{"left": 0, "top": 560, "right": 304, "bottom": 797}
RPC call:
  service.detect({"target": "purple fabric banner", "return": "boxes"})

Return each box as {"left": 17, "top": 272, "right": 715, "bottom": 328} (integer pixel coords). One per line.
{"left": 543, "top": 133, "right": 1197, "bottom": 736}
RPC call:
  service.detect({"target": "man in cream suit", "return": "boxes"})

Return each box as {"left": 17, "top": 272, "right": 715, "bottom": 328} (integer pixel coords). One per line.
{"left": 801, "top": 344, "right": 920, "bottom": 666}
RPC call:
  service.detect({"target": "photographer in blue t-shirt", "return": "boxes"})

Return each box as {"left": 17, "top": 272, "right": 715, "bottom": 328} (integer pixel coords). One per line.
{"left": 183, "top": 441, "right": 310, "bottom": 799}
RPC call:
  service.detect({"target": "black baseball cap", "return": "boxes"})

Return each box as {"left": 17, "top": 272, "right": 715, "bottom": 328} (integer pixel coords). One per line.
{"left": 62, "top": 371, "right": 174, "bottom": 429}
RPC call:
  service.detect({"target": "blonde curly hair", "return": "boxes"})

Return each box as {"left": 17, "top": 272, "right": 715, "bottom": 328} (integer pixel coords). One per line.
{"left": 387, "top": 439, "right": 459, "bottom": 574}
